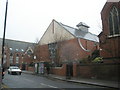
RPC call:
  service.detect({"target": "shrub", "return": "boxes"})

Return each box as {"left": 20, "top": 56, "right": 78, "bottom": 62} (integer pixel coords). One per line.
{"left": 92, "top": 57, "right": 103, "bottom": 63}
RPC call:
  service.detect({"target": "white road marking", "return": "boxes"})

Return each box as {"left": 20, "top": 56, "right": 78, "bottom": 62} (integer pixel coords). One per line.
{"left": 40, "top": 83, "right": 58, "bottom": 88}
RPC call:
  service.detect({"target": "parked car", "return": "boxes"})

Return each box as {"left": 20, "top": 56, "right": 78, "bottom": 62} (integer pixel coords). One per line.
{"left": 8, "top": 66, "right": 22, "bottom": 75}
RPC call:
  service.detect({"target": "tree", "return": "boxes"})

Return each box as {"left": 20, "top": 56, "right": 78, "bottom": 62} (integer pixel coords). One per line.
{"left": 34, "top": 37, "right": 40, "bottom": 44}
{"left": 49, "top": 34, "right": 67, "bottom": 66}
{"left": 60, "top": 42, "right": 79, "bottom": 64}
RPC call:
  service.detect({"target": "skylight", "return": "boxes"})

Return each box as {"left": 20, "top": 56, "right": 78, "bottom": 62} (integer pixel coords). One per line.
{"left": 21, "top": 49, "right": 24, "bottom": 52}
{"left": 16, "top": 49, "right": 19, "bottom": 51}
{"left": 9, "top": 48, "right": 12, "bottom": 50}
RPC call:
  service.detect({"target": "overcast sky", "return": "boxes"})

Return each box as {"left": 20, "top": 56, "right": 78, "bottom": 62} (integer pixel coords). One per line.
{"left": 0, "top": 0, "right": 106, "bottom": 43}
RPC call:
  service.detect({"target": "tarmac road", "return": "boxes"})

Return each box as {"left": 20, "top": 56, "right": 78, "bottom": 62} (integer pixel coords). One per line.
{"left": 2, "top": 72, "right": 105, "bottom": 89}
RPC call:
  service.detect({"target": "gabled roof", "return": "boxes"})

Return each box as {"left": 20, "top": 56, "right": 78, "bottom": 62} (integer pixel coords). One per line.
{"left": 56, "top": 21, "right": 99, "bottom": 42}
{"left": 0, "top": 38, "right": 35, "bottom": 53}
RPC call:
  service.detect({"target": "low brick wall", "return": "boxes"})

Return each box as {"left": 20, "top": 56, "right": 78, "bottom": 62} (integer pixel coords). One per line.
{"left": 77, "top": 64, "right": 93, "bottom": 78}
{"left": 28, "top": 67, "right": 35, "bottom": 72}
{"left": 76, "top": 63, "right": 120, "bottom": 81}
{"left": 51, "top": 64, "right": 66, "bottom": 76}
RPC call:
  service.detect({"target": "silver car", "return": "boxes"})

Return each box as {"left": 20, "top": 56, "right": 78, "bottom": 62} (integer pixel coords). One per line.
{"left": 8, "top": 66, "right": 22, "bottom": 75}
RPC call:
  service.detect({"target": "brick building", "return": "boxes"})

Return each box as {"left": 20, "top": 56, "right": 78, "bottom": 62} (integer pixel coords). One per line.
{"left": 99, "top": 1, "right": 120, "bottom": 63}
{"left": 0, "top": 38, "right": 35, "bottom": 69}
{"left": 34, "top": 20, "right": 99, "bottom": 68}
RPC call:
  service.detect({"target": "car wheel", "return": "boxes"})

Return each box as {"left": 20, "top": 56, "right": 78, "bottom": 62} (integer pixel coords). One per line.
{"left": 8, "top": 71, "right": 10, "bottom": 74}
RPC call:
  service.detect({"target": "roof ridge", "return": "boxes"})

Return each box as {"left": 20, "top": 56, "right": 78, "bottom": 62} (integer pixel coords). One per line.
{"left": 59, "top": 22, "right": 77, "bottom": 30}
{"left": 0, "top": 38, "right": 34, "bottom": 44}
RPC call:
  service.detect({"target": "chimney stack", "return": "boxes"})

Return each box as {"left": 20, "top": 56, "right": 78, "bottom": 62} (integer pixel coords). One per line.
{"left": 76, "top": 22, "right": 90, "bottom": 32}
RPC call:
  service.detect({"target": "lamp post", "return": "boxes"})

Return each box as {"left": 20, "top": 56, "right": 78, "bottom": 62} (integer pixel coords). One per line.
{"left": 0, "top": 0, "right": 8, "bottom": 88}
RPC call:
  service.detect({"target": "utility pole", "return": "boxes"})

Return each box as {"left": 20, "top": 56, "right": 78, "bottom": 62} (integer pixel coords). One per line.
{"left": 0, "top": 0, "right": 8, "bottom": 88}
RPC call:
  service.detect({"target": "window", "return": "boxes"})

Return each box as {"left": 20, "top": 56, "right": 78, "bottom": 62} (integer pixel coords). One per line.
{"left": 108, "top": 6, "right": 119, "bottom": 36}
{"left": 16, "top": 57, "right": 19, "bottom": 64}
{"left": 22, "top": 54, "right": 24, "bottom": 59}
{"left": 16, "top": 54, "right": 19, "bottom": 63}
{"left": 27, "top": 50, "right": 32, "bottom": 55}
{"left": 48, "top": 43, "right": 57, "bottom": 59}
{"left": 10, "top": 53, "right": 13, "bottom": 64}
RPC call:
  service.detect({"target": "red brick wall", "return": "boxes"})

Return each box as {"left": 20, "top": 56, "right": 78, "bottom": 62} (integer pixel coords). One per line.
{"left": 28, "top": 67, "right": 35, "bottom": 72}
{"left": 34, "top": 38, "right": 99, "bottom": 76}
{"left": 78, "top": 65, "right": 92, "bottom": 78}
{"left": 23, "top": 54, "right": 32, "bottom": 64}
{"left": 14, "top": 52, "right": 24, "bottom": 64}
{"left": 101, "top": 2, "right": 114, "bottom": 36}
{"left": 51, "top": 64, "right": 66, "bottom": 76}
{"left": 76, "top": 64, "right": 119, "bottom": 81}
{"left": 4, "top": 47, "right": 25, "bottom": 68}
{"left": 59, "top": 38, "right": 99, "bottom": 63}
{"left": 100, "top": 37, "right": 120, "bottom": 58}
{"left": 34, "top": 38, "right": 98, "bottom": 65}
{"left": 101, "top": 2, "right": 120, "bottom": 36}
{"left": 34, "top": 44, "right": 50, "bottom": 63}
{"left": 99, "top": 2, "right": 120, "bottom": 59}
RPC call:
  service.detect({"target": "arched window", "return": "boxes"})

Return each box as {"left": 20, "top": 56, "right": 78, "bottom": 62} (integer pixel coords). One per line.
{"left": 109, "top": 6, "right": 119, "bottom": 36}
{"left": 27, "top": 50, "right": 32, "bottom": 55}
{"left": 109, "top": 12, "right": 113, "bottom": 35}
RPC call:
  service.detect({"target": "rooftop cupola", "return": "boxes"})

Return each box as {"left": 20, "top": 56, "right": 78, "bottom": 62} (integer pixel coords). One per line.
{"left": 76, "top": 22, "right": 90, "bottom": 32}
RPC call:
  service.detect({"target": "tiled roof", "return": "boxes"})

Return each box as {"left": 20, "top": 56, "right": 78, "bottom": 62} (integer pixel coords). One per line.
{"left": 0, "top": 38, "right": 35, "bottom": 53}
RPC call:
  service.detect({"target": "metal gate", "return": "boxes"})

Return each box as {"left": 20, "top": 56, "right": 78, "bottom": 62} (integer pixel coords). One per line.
{"left": 66, "top": 64, "right": 73, "bottom": 79}
{"left": 22, "top": 63, "right": 26, "bottom": 70}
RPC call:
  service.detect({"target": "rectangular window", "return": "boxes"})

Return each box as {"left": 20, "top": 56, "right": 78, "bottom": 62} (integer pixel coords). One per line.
{"left": 16, "top": 57, "right": 19, "bottom": 64}
{"left": 10, "top": 56, "right": 13, "bottom": 64}
{"left": 48, "top": 43, "right": 57, "bottom": 59}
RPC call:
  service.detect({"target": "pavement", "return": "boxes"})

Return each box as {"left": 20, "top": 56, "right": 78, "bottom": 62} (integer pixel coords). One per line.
{"left": 1, "top": 70, "right": 119, "bottom": 89}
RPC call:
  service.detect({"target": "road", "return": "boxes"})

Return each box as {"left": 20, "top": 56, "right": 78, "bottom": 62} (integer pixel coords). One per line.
{"left": 3, "top": 72, "right": 105, "bottom": 89}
